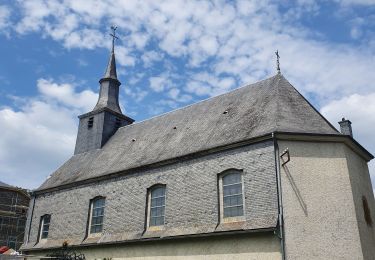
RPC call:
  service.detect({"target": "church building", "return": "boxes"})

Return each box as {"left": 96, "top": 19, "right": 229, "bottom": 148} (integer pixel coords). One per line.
{"left": 21, "top": 35, "right": 375, "bottom": 259}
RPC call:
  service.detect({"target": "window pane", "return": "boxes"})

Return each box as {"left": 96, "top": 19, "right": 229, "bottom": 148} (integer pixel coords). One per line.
{"left": 92, "top": 216, "right": 103, "bottom": 225}
{"left": 224, "top": 194, "right": 243, "bottom": 207}
{"left": 224, "top": 206, "right": 243, "bottom": 218}
{"left": 222, "top": 172, "right": 244, "bottom": 218}
{"left": 93, "top": 198, "right": 105, "bottom": 208}
{"left": 42, "top": 223, "right": 49, "bottom": 232}
{"left": 91, "top": 224, "right": 102, "bottom": 234}
{"left": 93, "top": 207, "right": 104, "bottom": 217}
{"left": 151, "top": 187, "right": 165, "bottom": 198}
{"left": 152, "top": 216, "right": 164, "bottom": 226}
{"left": 90, "top": 198, "right": 105, "bottom": 233}
{"left": 43, "top": 215, "right": 50, "bottom": 225}
{"left": 41, "top": 231, "right": 48, "bottom": 239}
{"left": 150, "top": 187, "right": 166, "bottom": 226}
{"left": 151, "top": 197, "right": 165, "bottom": 207}
{"left": 223, "top": 183, "right": 242, "bottom": 196}
{"left": 151, "top": 206, "right": 165, "bottom": 217}
{"left": 40, "top": 215, "right": 50, "bottom": 239}
{"left": 223, "top": 173, "right": 241, "bottom": 185}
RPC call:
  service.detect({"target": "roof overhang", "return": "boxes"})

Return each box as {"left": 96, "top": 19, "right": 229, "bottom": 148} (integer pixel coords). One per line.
{"left": 274, "top": 131, "right": 374, "bottom": 162}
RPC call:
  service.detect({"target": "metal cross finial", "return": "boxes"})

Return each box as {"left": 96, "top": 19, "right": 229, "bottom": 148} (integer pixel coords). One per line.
{"left": 275, "top": 50, "right": 281, "bottom": 74}
{"left": 110, "top": 26, "right": 119, "bottom": 52}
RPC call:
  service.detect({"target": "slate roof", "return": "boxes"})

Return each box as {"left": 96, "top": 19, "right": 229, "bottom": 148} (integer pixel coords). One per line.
{"left": 38, "top": 74, "right": 339, "bottom": 191}
{"left": 0, "top": 180, "right": 12, "bottom": 188}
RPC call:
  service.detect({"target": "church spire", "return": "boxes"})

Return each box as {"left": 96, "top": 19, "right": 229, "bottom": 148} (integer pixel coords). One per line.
{"left": 94, "top": 26, "right": 122, "bottom": 114}
{"left": 74, "top": 26, "right": 134, "bottom": 155}
{"left": 103, "top": 26, "right": 119, "bottom": 80}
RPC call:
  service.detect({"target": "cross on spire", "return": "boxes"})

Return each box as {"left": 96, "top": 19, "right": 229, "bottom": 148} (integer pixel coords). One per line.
{"left": 275, "top": 50, "right": 281, "bottom": 74}
{"left": 110, "top": 25, "right": 119, "bottom": 53}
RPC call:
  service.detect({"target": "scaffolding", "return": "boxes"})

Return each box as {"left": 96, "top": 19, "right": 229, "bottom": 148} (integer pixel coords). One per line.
{"left": 0, "top": 186, "right": 30, "bottom": 251}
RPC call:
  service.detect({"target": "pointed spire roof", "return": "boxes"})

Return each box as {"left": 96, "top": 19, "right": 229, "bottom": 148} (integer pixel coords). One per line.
{"left": 93, "top": 26, "right": 122, "bottom": 114}
{"left": 103, "top": 50, "right": 118, "bottom": 80}
{"left": 100, "top": 26, "right": 120, "bottom": 82}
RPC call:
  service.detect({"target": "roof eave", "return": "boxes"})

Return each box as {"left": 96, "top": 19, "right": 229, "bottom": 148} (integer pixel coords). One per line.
{"left": 274, "top": 131, "right": 374, "bottom": 161}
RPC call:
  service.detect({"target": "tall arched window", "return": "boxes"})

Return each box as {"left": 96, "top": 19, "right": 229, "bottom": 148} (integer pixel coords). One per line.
{"left": 89, "top": 197, "right": 105, "bottom": 234}
{"left": 148, "top": 185, "right": 166, "bottom": 227}
{"left": 219, "top": 170, "right": 244, "bottom": 220}
{"left": 39, "top": 214, "right": 51, "bottom": 240}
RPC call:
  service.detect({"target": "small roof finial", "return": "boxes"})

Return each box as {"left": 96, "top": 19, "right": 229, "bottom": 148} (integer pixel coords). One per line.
{"left": 275, "top": 50, "right": 281, "bottom": 74}
{"left": 110, "top": 25, "right": 119, "bottom": 53}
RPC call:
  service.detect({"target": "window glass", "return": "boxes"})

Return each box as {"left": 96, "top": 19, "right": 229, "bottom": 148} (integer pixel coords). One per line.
{"left": 222, "top": 172, "right": 244, "bottom": 218}
{"left": 90, "top": 197, "right": 105, "bottom": 234}
{"left": 40, "top": 215, "right": 50, "bottom": 239}
{"left": 150, "top": 186, "right": 166, "bottom": 226}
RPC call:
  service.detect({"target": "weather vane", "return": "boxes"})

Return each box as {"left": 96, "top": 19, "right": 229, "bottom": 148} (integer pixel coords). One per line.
{"left": 275, "top": 50, "right": 281, "bottom": 74}
{"left": 110, "top": 26, "right": 119, "bottom": 52}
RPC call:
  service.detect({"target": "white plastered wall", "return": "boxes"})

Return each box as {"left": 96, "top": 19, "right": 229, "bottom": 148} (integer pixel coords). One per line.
{"left": 29, "top": 233, "right": 281, "bottom": 260}
{"left": 279, "top": 140, "right": 375, "bottom": 260}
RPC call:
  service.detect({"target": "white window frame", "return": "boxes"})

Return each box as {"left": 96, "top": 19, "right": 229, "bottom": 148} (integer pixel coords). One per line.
{"left": 88, "top": 197, "right": 105, "bottom": 237}
{"left": 218, "top": 169, "right": 246, "bottom": 223}
{"left": 146, "top": 185, "right": 166, "bottom": 231}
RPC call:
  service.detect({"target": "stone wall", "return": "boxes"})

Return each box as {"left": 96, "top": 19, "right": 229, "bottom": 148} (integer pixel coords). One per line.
{"left": 22, "top": 140, "right": 278, "bottom": 251}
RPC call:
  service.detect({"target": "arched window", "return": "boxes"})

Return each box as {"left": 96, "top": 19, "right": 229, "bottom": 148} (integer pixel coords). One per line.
{"left": 219, "top": 170, "right": 244, "bottom": 220}
{"left": 39, "top": 214, "right": 51, "bottom": 240}
{"left": 148, "top": 185, "right": 166, "bottom": 227}
{"left": 89, "top": 197, "right": 105, "bottom": 234}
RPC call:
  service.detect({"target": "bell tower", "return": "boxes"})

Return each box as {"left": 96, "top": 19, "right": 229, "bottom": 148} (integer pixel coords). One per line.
{"left": 74, "top": 27, "right": 134, "bottom": 155}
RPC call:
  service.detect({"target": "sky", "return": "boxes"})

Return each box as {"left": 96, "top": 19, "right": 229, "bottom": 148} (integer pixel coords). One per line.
{"left": 0, "top": 0, "right": 374, "bottom": 193}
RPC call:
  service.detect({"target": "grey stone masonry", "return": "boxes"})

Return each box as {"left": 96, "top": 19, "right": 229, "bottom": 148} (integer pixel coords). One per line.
{"left": 338, "top": 117, "right": 353, "bottom": 137}
{"left": 22, "top": 140, "right": 278, "bottom": 250}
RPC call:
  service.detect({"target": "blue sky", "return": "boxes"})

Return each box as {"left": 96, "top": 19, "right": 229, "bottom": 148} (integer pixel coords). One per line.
{"left": 0, "top": 0, "right": 375, "bottom": 191}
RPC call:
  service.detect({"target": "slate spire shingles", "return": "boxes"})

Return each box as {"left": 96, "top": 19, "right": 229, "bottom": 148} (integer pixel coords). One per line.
{"left": 102, "top": 49, "right": 118, "bottom": 80}
{"left": 93, "top": 29, "right": 121, "bottom": 114}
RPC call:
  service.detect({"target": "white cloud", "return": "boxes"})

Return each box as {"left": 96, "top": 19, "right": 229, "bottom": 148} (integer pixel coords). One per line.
{"left": 3, "top": 0, "right": 375, "bottom": 192}
{"left": 321, "top": 93, "right": 375, "bottom": 194}
{"left": 141, "top": 50, "right": 164, "bottom": 67}
{"left": 115, "top": 46, "right": 136, "bottom": 67}
{"left": 9, "top": 0, "right": 375, "bottom": 100}
{"left": 124, "top": 86, "right": 148, "bottom": 103}
{"left": 186, "top": 73, "right": 236, "bottom": 97}
{"left": 37, "top": 78, "right": 97, "bottom": 111}
{"left": 0, "top": 5, "right": 11, "bottom": 33}
{"left": 335, "top": 0, "right": 375, "bottom": 6}
{"left": 0, "top": 79, "right": 97, "bottom": 189}
{"left": 149, "top": 74, "right": 173, "bottom": 92}
{"left": 167, "top": 88, "right": 192, "bottom": 103}
{"left": 77, "top": 58, "right": 88, "bottom": 67}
